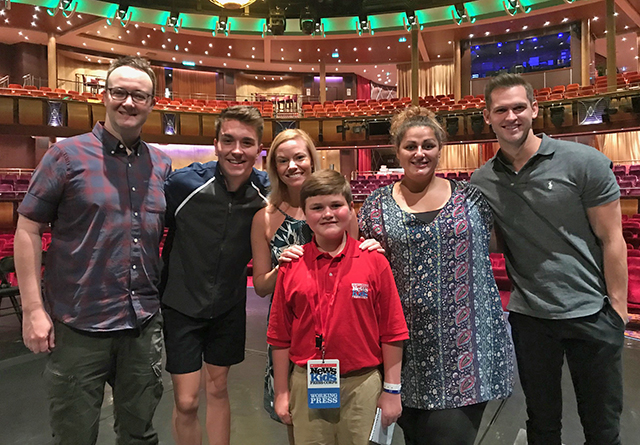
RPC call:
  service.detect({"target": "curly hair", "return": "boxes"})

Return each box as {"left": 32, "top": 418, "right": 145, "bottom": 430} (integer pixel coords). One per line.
{"left": 389, "top": 106, "right": 446, "bottom": 149}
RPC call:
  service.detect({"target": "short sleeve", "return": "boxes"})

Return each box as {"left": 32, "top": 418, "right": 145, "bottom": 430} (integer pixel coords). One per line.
{"left": 464, "top": 182, "right": 493, "bottom": 230}
{"left": 374, "top": 255, "right": 409, "bottom": 343}
{"left": 18, "top": 145, "right": 68, "bottom": 223}
{"left": 580, "top": 151, "right": 619, "bottom": 208}
{"left": 358, "top": 190, "right": 387, "bottom": 249}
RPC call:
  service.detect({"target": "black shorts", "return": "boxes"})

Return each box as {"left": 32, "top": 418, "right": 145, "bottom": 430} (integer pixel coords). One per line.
{"left": 162, "top": 302, "right": 246, "bottom": 374}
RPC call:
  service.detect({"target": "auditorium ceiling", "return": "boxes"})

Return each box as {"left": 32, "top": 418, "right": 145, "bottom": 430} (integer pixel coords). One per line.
{"left": 0, "top": 0, "right": 638, "bottom": 86}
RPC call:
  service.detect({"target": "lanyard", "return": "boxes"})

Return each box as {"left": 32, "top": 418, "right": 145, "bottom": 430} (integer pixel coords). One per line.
{"left": 307, "top": 245, "right": 345, "bottom": 362}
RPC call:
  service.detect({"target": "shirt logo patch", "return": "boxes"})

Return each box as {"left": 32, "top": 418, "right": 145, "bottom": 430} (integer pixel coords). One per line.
{"left": 351, "top": 283, "right": 369, "bottom": 299}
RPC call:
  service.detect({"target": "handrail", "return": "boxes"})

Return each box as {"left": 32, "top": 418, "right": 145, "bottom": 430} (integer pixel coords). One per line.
{"left": 22, "top": 74, "right": 35, "bottom": 87}
{"left": 0, "top": 75, "right": 9, "bottom": 88}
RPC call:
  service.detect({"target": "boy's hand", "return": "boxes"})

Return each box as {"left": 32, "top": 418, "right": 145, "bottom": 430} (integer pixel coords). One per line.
{"left": 275, "top": 391, "right": 292, "bottom": 425}
{"left": 278, "top": 245, "right": 304, "bottom": 267}
{"left": 377, "top": 391, "right": 402, "bottom": 428}
{"left": 358, "top": 237, "right": 385, "bottom": 254}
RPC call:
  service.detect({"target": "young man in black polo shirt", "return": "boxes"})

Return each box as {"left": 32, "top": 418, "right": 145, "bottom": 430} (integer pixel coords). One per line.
{"left": 160, "top": 106, "right": 269, "bottom": 445}
{"left": 471, "top": 73, "right": 627, "bottom": 445}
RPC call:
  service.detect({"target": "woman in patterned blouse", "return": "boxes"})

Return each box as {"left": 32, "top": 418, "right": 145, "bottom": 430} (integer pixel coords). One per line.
{"left": 358, "top": 107, "right": 514, "bottom": 445}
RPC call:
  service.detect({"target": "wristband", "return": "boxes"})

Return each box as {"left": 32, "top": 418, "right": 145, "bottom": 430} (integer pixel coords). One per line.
{"left": 383, "top": 382, "right": 401, "bottom": 394}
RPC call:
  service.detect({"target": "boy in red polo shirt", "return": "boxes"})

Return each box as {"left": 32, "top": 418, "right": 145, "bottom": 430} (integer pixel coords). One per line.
{"left": 267, "top": 170, "right": 409, "bottom": 445}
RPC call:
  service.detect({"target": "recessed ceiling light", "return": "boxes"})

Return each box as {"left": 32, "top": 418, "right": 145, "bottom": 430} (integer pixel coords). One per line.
{"left": 448, "top": 41, "right": 452, "bottom": 44}
{"left": 209, "top": 43, "right": 213, "bottom": 47}
{"left": 199, "top": 61, "right": 202, "bottom": 64}
{"left": 281, "top": 57, "right": 284, "bottom": 60}
{"left": 83, "top": 42, "right": 86, "bottom": 46}
{"left": 255, "top": 76, "right": 258, "bottom": 79}
{"left": 298, "top": 48, "right": 302, "bottom": 52}
{"left": 280, "top": 77, "right": 283, "bottom": 80}
{"left": 631, "top": 47, "right": 635, "bottom": 50}
{"left": 356, "top": 58, "right": 358, "bottom": 62}
{"left": 104, "top": 25, "right": 107, "bottom": 29}
{"left": 636, "top": 56, "right": 639, "bottom": 60}
{"left": 437, "top": 54, "right": 441, "bottom": 58}
{"left": 66, "top": 20, "right": 71, "bottom": 25}
{"left": 252, "top": 47, "right": 255, "bottom": 50}
{"left": 246, "top": 64, "right": 249, "bottom": 68}
{"left": 118, "top": 36, "right": 122, "bottom": 39}
{"left": 374, "top": 65, "right": 377, "bottom": 68}
{"left": 368, "top": 47, "right": 372, "bottom": 51}
{"left": 354, "top": 47, "right": 357, "bottom": 51}
{"left": 290, "top": 67, "right": 293, "bottom": 70}
{"left": 311, "top": 68, "right": 314, "bottom": 71}
{"left": 251, "top": 55, "right": 255, "bottom": 58}
{"left": 469, "top": 34, "right": 474, "bottom": 38}
{"left": 162, "top": 44, "right": 166, "bottom": 48}
{"left": 338, "top": 59, "right": 341, "bottom": 62}
{"left": 172, "top": 57, "right": 176, "bottom": 61}
{"left": 505, "top": 29, "right": 510, "bottom": 32}
{"left": 485, "top": 32, "right": 490, "bottom": 36}
{"left": 126, "top": 30, "right": 130, "bottom": 34}
{"left": 228, "top": 53, "right": 231, "bottom": 56}
{"left": 625, "top": 25, "right": 630, "bottom": 29}
{"left": 205, "top": 50, "right": 208, "bottom": 54}
{"left": 24, "top": 36, "right": 28, "bottom": 40}
{"left": 614, "top": 12, "right": 619, "bottom": 16}
{"left": 281, "top": 48, "right": 284, "bottom": 51}
{"left": 136, "top": 52, "right": 140, "bottom": 55}
{"left": 229, "top": 45, "right": 232, "bottom": 49}
{"left": 544, "top": 21, "right": 550, "bottom": 26}
{"left": 363, "top": 69, "right": 366, "bottom": 72}
{"left": 31, "top": 21, "right": 36, "bottom": 26}
{"left": 111, "top": 47, "right": 114, "bottom": 51}
{"left": 77, "top": 14, "right": 82, "bottom": 19}
{"left": 593, "top": 16, "right": 598, "bottom": 21}
{"left": 623, "top": 37, "right": 627, "bottom": 41}
{"left": 135, "top": 24, "right": 139, "bottom": 28}
{"left": 32, "top": 14, "right": 37, "bottom": 19}
{"left": 223, "top": 62, "right": 227, "bottom": 66}
{"left": 522, "top": 25, "right": 528, "bottom": 30}
{"left": 317, "top": 48, "right": 320, "bottom": 51}
{"left": 335, "top": 68, "right": 338, "bottom": 71}
{"left": 185, "top": 48, "right": 188, "bottom": 52}
{"left": 562, "top": 18, "right": 569, "bottom": 23}
{"left": 34, "top": 6, "right": 40, "bottom": 11}
{"left": 299, "top": 58, "right": 302, "bottom": 62}
{"left": 142, "top": 40, "right": 146, "bottom": 44}
{"left": 168, "top": 38, "right": 172, "bottom": 42}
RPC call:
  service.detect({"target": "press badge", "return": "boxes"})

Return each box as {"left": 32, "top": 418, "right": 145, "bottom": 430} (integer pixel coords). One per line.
{"left": 307, "top": 359, "right": 340, "bottom": 409}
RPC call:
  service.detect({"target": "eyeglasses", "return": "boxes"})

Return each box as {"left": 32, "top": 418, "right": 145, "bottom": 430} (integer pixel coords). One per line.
{"left": 107, "top": 87, "right": 153, "bottom": 104}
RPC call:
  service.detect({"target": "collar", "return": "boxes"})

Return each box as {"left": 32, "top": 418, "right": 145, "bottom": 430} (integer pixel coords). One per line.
{"left": 494, "top": 133, "right": 553, "bottom": 170}
{"left": 93, "top": 122, "right": 142, "bottom": 157}
{"left": 308, "top": 233, "right": 357, "bottom": 260}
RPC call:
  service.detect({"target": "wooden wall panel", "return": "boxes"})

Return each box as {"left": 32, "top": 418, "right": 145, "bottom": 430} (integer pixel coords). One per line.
{"left": 0, "top": 97, "right": 14, "bottom": 125}
{"left": 180, "top": 113, "right": 201, "bottom": 136}
{"left": 91, "top": 104, "right": 105, "bottom": 126}
{"left": 299, "top": 120, "right": 320, "bottom": 141}
{"left": 142, "top": 111, "right": 162, "bottom": 135}
{"left": 18, "top": 99, "right": 44, "bottom": 126}
{"left": 202, "top": 115, "right": 217, "bottom": 137}
{"left": 68, "top": 102, "right": 91, "bottom": 130}
{"left": 321, "top": 120, "right": 343, "bottom": 142}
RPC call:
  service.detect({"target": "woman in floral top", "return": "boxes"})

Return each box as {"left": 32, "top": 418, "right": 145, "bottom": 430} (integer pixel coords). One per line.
{"left": 358, "top": 107, "right": 514, "bottom": 445}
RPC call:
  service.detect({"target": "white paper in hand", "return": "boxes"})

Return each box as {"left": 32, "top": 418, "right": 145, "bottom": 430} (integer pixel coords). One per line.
{"left": 369, "top": 407, "right": 395, "bottom": 445}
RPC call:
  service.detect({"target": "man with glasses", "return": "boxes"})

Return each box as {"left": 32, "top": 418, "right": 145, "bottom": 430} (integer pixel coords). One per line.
{"left": 15, "top": 56, "right": 171, "bottom": 444}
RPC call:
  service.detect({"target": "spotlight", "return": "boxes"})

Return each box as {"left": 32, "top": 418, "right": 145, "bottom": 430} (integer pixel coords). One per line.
{"left": 47, "top": 0, "right": 77, "bottom": 18}
{"left": 300, "top": 6, "right": 315, "bottom": 35}
{"left": 314, "top": 20, "right": 324, "bottom": 36}
{"left": 358, "top": 14, "right": 370, "bottom": 35}
{"left": 162, "top": 10, "right": 182, "bottom": 33}
{"left": 215, "top": 15, "right": 228, "bottom": 35}
{"left": 116, "top": 4, "right": 129, "bottom": 20}
{"left": 268, "top": 7, "right": 286, "bottom": 35}
{"left": 452, "top": 3, "right": 475, "bottom": 25}
{"left": 404, "top": 10, "right": 417, "bottom": 30}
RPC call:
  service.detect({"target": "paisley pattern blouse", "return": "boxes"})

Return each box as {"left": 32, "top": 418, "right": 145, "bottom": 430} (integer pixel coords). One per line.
{"left": 358, "top": 180, "right": 514, "bottom": 410}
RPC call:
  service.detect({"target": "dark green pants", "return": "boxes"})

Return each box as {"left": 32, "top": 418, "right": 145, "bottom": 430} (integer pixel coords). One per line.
{"left": 44, "top": 314, "right": 164, "bottom": 445}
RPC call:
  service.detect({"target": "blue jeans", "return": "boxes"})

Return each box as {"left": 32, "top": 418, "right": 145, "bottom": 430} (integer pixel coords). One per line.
{"left": 44, "top": 313, "right": 164, "bottom": 445}
{"left": 509, "top": 303, "right": 624, "bottom": 445}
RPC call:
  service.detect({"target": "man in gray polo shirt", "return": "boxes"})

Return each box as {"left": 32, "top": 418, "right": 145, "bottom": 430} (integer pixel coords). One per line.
{"left": 471, "top": 73, "right": 627, "bottom": 445}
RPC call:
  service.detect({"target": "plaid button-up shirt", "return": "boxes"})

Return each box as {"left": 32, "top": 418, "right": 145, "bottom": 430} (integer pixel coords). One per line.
{"left": 18, "top": 123, "right": 172, "bottom": 332}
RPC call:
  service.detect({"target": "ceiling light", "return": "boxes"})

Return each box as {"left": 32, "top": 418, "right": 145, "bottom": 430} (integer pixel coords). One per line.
{"left": 299, "top": 5, "right": 316, "bottom": 35}
{"left": 485, "top": 31, "right": 490, "bottom": 36}
{"left": 229, "top": 45, "right": 232, "bottom": 49}
{"left": 562, "top": 18, "right": 568, "bottom": 23}
{"left": 267, "top": 7, "right": 286, "bottom": 35}
{"left": 205, "top": 51, "right": 208, "bottom": 54}
{"left": 544, "top": 21, "right": 550, "bottom": 26}
{"left": 469, "top": 33, "right": 474, "bottom": 38}
{"left": 593, "top": 16, "right": 598, "bottom": 21}
{"left": 623, "top": 37, "right": 627, "bottom": 41}
{"left": 522, "top": 25, "right": 528, "bottom": 30}
{"left": 506, "top": 28, "right": 510, "bottom": 32}
{"left": 209, "top": 43, "right": 213, "bottom": 47}
{"left": 251, "top": 55, "right": 255, "bottom": 58}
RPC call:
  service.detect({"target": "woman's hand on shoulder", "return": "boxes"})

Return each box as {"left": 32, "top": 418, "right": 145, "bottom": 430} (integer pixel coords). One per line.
{"left": 358, "top": 237, "right": 385, "bottom": 254}
{"left": 278, "top": 245, "right": 305, "bottom": 267}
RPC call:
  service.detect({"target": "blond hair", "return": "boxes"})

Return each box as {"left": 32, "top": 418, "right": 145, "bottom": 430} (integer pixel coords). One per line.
{"left": 266, "top": 129, "right": 320, "bottom": 210}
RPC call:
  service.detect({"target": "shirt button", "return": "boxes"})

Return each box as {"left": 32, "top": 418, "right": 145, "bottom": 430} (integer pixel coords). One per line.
{"left": 132, "top": 265, "right": 137, "bottom": 270}
{"left": 329, "top": 273, "right": 333, "bottom": 276}
{"left": 131, "top": 186, "right": 136, "bottom": 192}
{"left": 128, "top": 163, "right": 132, "bottom": 168}
{"left": 133, "top": 238, "right": 138, "bottom": 243}
{"left": 510, "top": 183, "right": 514, "bottom": 186}
{"left": 131, "top": 290, "right": 136, "bottom": 295}
{"left": 134, "top": 211, "right": 139, "bottom": 217}
{"left": 110, "top": 151, "right": 115, "bottom": 155}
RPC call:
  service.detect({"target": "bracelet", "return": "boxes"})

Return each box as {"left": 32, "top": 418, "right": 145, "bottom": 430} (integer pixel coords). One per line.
{"left": 383, "top": 382, "right": 401, "bottom": 394}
